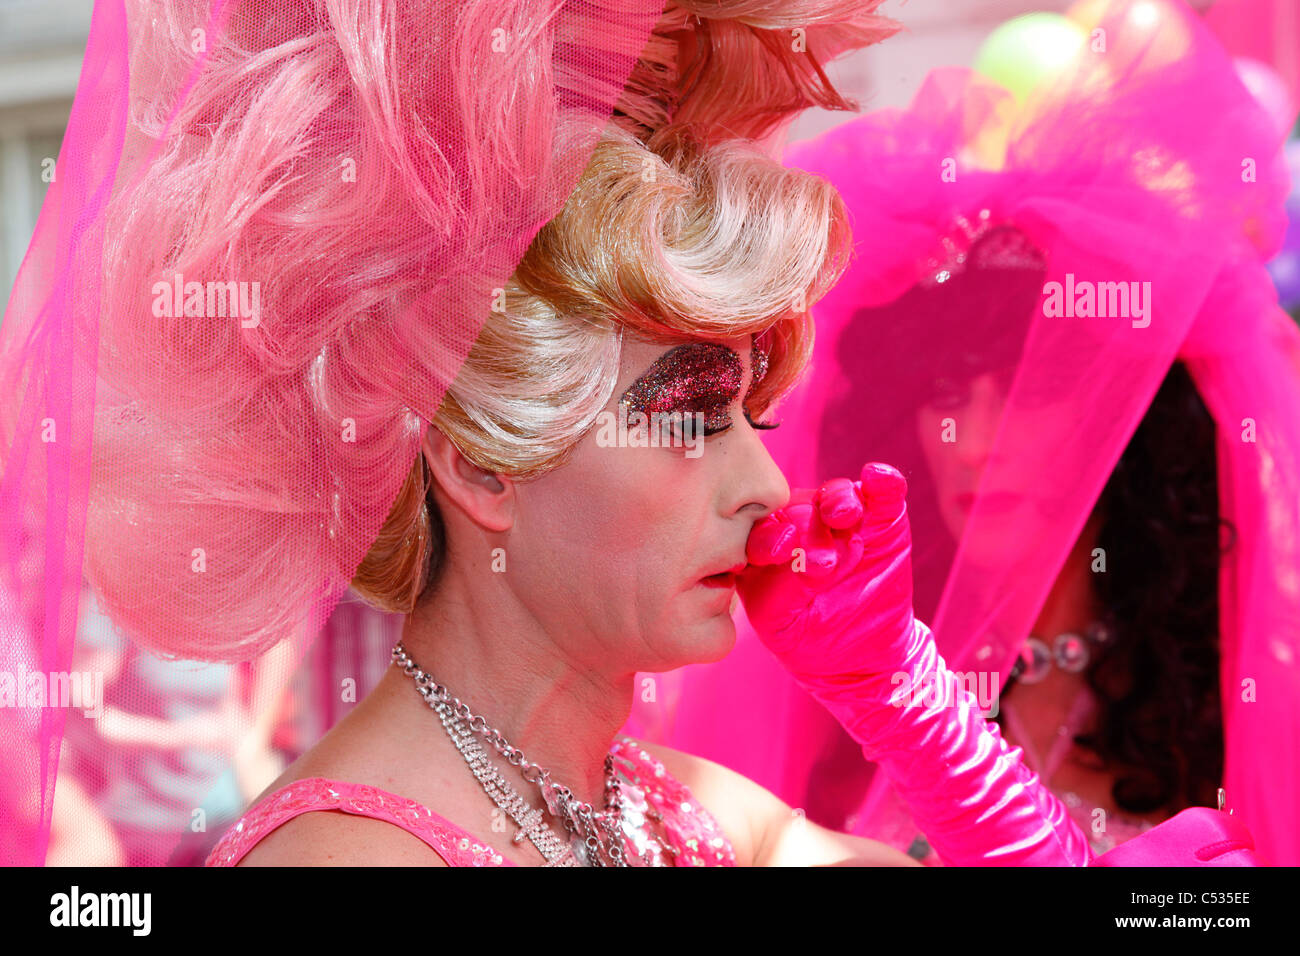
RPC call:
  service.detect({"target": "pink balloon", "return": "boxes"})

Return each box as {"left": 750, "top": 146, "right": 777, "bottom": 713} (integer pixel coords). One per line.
{"left": 1234, "top": 56, "right": 1297, "bottom": 139}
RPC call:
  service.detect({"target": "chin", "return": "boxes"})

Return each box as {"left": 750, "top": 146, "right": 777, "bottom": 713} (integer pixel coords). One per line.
{"left": 634, "top": 589, "right": 741, "bottom": 672}
{"left": 665, "top": 611, "right": 738, "bottom": 669}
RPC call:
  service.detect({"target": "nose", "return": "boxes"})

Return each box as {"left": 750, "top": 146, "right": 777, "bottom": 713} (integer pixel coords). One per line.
{"left": 954, "top": 373, "right": 1005, "bottom": 470}
{"left": 726, "top": 419, "right": 790, "bottom": 521}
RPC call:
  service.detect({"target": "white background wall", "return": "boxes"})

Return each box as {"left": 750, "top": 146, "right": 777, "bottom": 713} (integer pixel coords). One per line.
{"left": 0, "top": 0, "right": 93, "bottom": 297}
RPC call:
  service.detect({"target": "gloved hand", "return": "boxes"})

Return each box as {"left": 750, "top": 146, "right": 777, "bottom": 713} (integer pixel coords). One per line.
{"left": 737, "top": 462, "right": 1094, "bottom": 866}
{"left": 1091, "top": 807, "right": 1260, "bottom": 866}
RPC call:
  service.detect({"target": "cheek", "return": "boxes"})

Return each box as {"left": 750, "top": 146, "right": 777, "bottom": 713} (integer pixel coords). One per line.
{"left": 998, "top": 408, "right": 1051, "bottom": 473}
{"left": 532, "top": 444, "right": 701, "bottom": 600}
{"left": 613, "top": 453, "right": 707, "bottom": 574}
{"left": 597, "top": 449, "right": 723, "bottom": 618}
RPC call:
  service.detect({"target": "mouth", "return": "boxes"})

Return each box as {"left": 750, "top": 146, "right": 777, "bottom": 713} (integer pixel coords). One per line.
{"left": 695, "top": 562, "right": 746, "bottom": 590}
{"left": 697, "top": 571, "right": 737, "bottom": 589}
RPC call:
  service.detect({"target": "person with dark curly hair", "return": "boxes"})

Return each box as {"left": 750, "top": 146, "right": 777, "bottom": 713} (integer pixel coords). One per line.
{"left": 1039, "top": 361, "right": 1229, "bottom": 831}
{"left": 893, "top": 274, "right": 1231, "bottom": 854}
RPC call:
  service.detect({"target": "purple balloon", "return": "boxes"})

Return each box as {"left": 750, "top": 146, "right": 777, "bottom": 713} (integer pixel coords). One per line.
{"left": 1271, "top": 140, "right": 1300, "bottom": 307}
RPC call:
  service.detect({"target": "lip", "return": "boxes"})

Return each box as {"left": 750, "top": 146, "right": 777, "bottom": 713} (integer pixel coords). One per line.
{"left": 695, "top": 561, "right": 747, "bottom": 589}
{"left": 697, "top": 571, "right": 737, "bottom": 589}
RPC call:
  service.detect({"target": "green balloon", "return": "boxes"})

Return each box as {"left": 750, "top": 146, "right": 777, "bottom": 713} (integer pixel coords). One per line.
{"left": 973, "top": 13, "right": 1087, "bottom": 101}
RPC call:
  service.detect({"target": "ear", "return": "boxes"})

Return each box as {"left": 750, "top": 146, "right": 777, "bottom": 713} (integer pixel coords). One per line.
{"left": 422, "top": 426, "right": 514, "bottom": 533}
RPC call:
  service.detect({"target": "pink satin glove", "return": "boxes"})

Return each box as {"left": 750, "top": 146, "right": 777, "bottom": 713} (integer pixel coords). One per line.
{"left": 738, "top": 462, "right": 1095, "bottom": 866}
{"left": 1091, "top": 807, "right": 1260, "bottom": 866}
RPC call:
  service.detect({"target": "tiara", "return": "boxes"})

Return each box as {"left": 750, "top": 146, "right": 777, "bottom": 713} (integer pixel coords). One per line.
{"left": 918, "top": 211, "right": 1047, "bottom": 288}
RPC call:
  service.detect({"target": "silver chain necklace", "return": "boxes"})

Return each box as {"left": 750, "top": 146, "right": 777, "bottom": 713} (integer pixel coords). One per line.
{"left": 392, "top": 642, "right": 638, "bottom": 866}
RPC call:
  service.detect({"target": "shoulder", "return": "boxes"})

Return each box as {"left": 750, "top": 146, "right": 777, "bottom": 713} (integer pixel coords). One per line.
{"left": 620, "top": 736, "right": 790, "bottom": 866}
{"left": 620, "top": 736, "right": 920, "bottom": 867}
{"left": 224, "top": 680, "right": 475, "bottom": 866}
{"left": 234, "top": 805, "right": 450, "bottom": 867}
{"left": 222, "top": 774, "right": 452, "bottom": 867}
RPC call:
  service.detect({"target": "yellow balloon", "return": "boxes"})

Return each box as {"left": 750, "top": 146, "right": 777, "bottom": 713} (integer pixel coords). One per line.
{"left": 970, "top": 15, "right": 1091, "bottom": 165}
{"left": 973, "top": 14, "right": 1088, "bottom": 105}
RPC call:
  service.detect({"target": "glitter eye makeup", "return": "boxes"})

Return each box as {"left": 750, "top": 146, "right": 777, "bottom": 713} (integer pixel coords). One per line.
{"left": 618, "top": 340, "right": 779, "bottom": 440}
{"left": 619, "top": 343, "right": 744, "bottom": 436}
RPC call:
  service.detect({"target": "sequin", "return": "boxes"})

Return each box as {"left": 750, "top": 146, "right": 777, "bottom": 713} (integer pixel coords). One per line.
{"left": 746, "top": 345, "right": 769, "bottom": 401}
{"left": 619, "top": 343, "right": 742, "bottom": 433}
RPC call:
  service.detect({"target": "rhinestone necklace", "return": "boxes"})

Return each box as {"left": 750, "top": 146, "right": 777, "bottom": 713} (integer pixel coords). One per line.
{"left": 393, "top": 642, "right": 667, "bottom": 867}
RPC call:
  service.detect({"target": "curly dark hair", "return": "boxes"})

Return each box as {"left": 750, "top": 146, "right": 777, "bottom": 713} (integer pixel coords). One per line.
{"left": 1064, "top": 360, "right": 1229, "bottom": 814}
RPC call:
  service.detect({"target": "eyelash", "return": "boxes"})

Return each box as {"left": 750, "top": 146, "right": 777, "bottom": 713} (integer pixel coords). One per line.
{"left": 702, "top": 408, "right": 779, "bottom": 436}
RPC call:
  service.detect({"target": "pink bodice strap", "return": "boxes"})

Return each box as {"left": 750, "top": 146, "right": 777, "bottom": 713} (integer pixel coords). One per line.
{"left": 205, "top": 776, "right": 511, "bottom": 867}
{"left": 206, "top": 736, "right": 735, "bottom": 867}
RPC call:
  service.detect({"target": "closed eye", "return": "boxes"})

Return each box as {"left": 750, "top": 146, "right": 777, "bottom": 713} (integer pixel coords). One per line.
{"left": 701, "top": 407, "right": 779, "bottom": 437}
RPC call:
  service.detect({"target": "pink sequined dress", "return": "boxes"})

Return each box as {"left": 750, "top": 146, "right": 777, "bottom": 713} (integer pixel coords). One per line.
{"left": 206, "top": 737, "right": 735, "bottom": 867}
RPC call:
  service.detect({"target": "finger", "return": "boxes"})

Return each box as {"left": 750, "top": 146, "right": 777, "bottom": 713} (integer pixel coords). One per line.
{"left": 858, "top": 461, "right": 907, "bottom": 510}
{"left": 746, "top": 514, "right": 797, "bottom": 565}
{"left": 816, "top": 477, "right": 862, "bottom": 530}
{"left": 799, "top": 540, "right": 840, "bottom": 581}
{"left": 786, "top": 501, "right": 841, "bottom": 581}
{"left": 745, "top": 484, "right": 816, "bottom": 565}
